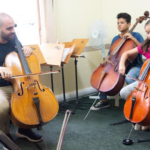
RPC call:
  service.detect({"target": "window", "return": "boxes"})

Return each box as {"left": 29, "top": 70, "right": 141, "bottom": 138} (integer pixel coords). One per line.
{"left": 0, "top": 0, "right": 40, "bottom": 45}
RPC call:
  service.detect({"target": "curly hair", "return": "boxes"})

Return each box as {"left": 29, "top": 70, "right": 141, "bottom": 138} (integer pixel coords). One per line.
{"left": 117, "top": 13, "right": 131, "bottom": 23}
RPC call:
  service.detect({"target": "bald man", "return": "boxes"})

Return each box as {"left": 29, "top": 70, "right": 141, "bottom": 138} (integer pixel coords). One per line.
{"left": 0, "top": 13, "right": 42, "bottom": 150}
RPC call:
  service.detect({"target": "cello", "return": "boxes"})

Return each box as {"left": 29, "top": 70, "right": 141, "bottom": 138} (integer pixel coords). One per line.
{"left": 90, "top": 11, "right": 149, "bottom": 96}
{"left": 124, "top": 59, "right": 150, "bottom": 126}
{"left": 4, "top": 33, "right": 59, "bottom": 129}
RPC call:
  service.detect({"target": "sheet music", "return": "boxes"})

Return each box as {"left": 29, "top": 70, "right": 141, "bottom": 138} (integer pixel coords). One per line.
{"left": 62, "top": 48, "right": 70, "bottom": 62}
{"left": 72, "top": 39, "right": 89, "bottom": 55}
{"left": 40, "top": 43, "right": 64, "bottom": 66}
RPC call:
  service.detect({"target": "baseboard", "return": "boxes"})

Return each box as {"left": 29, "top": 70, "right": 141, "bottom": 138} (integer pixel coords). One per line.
{"left": 55, "top": 87, "right": 97, "bottom": 102}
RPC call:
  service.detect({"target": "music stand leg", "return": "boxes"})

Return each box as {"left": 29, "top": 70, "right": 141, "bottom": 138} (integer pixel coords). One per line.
{"left": 59, "top": 63, "right": 73, "bottom": 110}
{"left": 72, "top": 58, "right": 88, "bottom": 114}
{"left": 50, "top": 66, "right": 54, "bottom": 92}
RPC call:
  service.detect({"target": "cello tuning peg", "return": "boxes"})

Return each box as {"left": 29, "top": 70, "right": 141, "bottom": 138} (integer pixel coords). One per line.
{"left": 144, "top": 11, "right": 149, "bottom": 17}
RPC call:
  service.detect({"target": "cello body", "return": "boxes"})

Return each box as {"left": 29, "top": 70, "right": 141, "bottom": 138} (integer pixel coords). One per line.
{"left": 5, "top": 51, "right": 59, "bottom": 129}
{"left": 124, "top": 59, "right": 150, "bottom": 126}
{"left": 90, "top": 11, "right": 149, "bottom": 96}
{"left": 91, "top": 39, "right": 136, "bottom": 96}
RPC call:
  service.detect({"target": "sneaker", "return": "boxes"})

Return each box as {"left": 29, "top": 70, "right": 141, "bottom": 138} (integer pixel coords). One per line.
{"left": 16, "top": 128, "right": 43, "bottom": 142}
{"left": 134, "top": 124, "right": 141, "bottom": 130}
{"left": 90, "top": 101, "right": 110, "bottom": 110}
{"left": 3, "top": 133, "right": 15, "bottom": 150}
{"left": 142, "top": 126, "right": 149, "bottom": 131}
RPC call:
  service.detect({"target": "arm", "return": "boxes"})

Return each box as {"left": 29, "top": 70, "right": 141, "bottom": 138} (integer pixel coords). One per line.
{"left": 131, "top": 36, "right": 141, "bottom": 46}
{"left": 0, "top": 67, "right": 12, "bottom": 79}
{"left": 119, "top": 47, "right": 139, "bottom": 75}
{"left": 123, "top": 33, "right": 140, "bottom": 46}
{"left": 0, "top": 46, "right": 32, "bottom": 79}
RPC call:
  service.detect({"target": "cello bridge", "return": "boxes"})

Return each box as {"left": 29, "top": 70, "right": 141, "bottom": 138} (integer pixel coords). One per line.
{"left": 106, "top": 59, "right": 114, "bottom": 66}
{"left": 26, "top": 82, "right": 36, "bottom": 89}
{"left": 134, "top": 87, "right": 144, "bottom": 92}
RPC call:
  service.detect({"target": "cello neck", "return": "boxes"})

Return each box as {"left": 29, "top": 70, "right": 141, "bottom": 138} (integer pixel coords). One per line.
{"left": 14, "top": 33, "right": 31, "bottom": 74}
{"left": 128, "top": 21, "right": 139, "bottom": 33}
{"left": 111, "top": 10, "right": 150, "bottom": 56}
{"left": 111, "top": 20, "right": 139, "bottom": 56}
{"left": 139, "top": 60, "right": 150, "bottom": 80}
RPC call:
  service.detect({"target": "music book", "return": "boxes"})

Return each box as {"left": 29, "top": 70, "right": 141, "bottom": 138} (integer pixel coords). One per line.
{"left": 60, "top": 42, "right": 76, "bottom": 64}
{"left": 27, "top": 44, "right": 46, "bottom": 64}
{"left": 40, "top": 43, "right": 65, "bottom": 67}
{"left": 71, "top": 39, "right": 89, "bottom": 56}
{"left": 27, "top": 44, "right": 65, "bottom": 67}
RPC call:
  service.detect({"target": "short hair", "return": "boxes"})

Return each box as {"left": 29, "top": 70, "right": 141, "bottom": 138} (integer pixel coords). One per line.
{"left": 117, "top": 13, "right": 131, "bottom": 23}
{"left": 0, "top": 13, "right": 12, "bottom": 27}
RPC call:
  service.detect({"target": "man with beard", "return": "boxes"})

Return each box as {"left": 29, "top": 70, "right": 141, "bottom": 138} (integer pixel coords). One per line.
{"left": 0, "top": 13, "right": 42, "bottom": 150}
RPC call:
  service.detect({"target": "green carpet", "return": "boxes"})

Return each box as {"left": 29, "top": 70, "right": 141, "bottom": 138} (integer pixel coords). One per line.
{"left": 1, "top": 96, "right": 150, "bottom": 150}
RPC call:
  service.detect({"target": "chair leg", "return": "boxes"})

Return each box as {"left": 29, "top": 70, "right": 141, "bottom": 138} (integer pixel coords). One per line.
{"left": 115, "top": 94, "right": 119, "bottom": 107}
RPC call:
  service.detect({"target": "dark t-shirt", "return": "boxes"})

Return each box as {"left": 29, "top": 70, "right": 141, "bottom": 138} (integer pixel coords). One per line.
{"left": 0, "top": 39, "right": 17, "bottom": 86}
{"left": 109, "top": 32, "right": 144, "bottom": 69}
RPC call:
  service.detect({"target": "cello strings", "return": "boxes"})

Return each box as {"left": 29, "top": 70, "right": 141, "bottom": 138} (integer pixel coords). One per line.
{"left": 139, "top": 60, "right": 150, "bottom": 80}
{"left": 112, "top": 38, "right": 126, "bottom": 55}
{"left": 112, "top": 21, "right": 139, "bottom": 56}
{"left": 15, "top": 33, "right": 48, "bottom": 150}
{"left": 103, "top": 38, "right": 126, "bottom": 64}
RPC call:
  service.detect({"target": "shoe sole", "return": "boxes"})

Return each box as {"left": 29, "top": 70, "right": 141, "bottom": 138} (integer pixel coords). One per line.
{"left": 3, "top": 146, "right": 9, "bottom": 150}
{"left": 90, "top": 105, "right": 110, "bottom": 110}
{"left": 16, "top": 131, "right": 43, "bottom": 143}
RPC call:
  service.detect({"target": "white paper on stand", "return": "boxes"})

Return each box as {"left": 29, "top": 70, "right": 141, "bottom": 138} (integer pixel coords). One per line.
{"left": 62, "top": 48, "right": 70, "bottom": 62}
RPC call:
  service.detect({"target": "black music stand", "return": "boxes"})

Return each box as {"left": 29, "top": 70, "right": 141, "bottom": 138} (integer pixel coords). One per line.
{"left": 49, "top": 64, "right": 74, "bottom": 110}
{"left": 71, "top": 56, "right": 91, "bottom": 114}
{"left": 59, "top": 63, "right": 74, "bottom": 110}
{"left": 50, "top": 66, "right": 54, "bottom": 92}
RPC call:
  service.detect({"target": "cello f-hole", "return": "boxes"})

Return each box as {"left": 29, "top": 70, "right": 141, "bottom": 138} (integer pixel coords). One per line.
{"left": 18, "top": 82, "right": 24, "bottom": 96}
{"left": 34, "top": 80, "right": 45, "bottom": 92}
{"left": 144, "top": 85, "right": 148, "bottom": 99}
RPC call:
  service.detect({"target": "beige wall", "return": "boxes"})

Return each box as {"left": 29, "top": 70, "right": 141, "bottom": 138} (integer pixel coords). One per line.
{"left": 53, "top": 0, "right": 103, "bottom": 44}
{"left": 53, "top": 0, "right": 149, "bottom": 44}
{"left": 101, "top": 0, "right": 149, "bottom": 43}
{"left": 40, "top": 0, "right": 150, "bottom": 101}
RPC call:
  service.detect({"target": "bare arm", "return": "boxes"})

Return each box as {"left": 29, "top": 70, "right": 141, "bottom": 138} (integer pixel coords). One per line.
{"left": 131, "top": 37, "right": 141, "bottom": 46}
{"left": 0, "top": 67, "right": 12, "bottom": 79}
{"left": 119, "top": 47, "right": 139, "bottom": 75}
{"left": 123, "top": 33, "right": 141, "bottom": 46}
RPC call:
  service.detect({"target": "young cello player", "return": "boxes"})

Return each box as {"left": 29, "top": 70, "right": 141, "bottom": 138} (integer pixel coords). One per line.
{"left": 0, "top": 13, "right": 42, "bottom": 150}
{"left": 119, "top": 19, "right": 150, "bottom": 131}
{"left": 91, "top": 13, "right": 144, "bottom": 111}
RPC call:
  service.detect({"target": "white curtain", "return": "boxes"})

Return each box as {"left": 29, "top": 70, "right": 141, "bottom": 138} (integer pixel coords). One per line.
{"left": 38, "top": 0, "right": 56, "bottom": 44}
